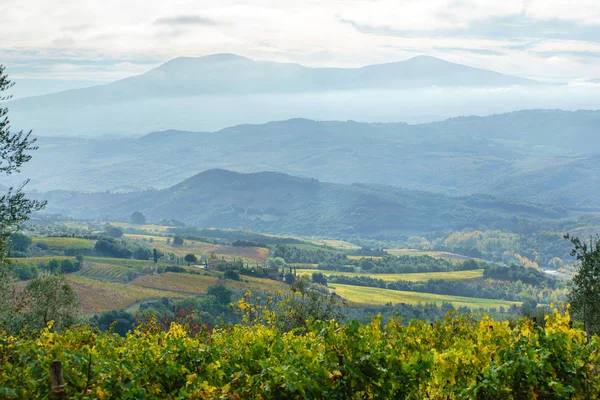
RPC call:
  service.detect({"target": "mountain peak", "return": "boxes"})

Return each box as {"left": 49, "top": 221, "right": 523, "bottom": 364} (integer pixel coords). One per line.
{"left": 156, "top": 54, "right": 252, "bottom": 71}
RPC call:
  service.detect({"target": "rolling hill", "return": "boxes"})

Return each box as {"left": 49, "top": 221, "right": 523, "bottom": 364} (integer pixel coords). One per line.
{"left": 37, "top": 169, "right": 570, "bottom": 238}
{"left": 14, "top": 110, "right": 600, "bottom": 207}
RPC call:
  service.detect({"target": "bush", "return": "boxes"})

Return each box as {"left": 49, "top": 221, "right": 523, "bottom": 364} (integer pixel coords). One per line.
{"left": 224, "top": 269, "right": 240, "bottom": 281}
{"left": 165, "top": 266, "right": 187, "bottom": 274}
{"left": 60, "top": 259, "right": 80, "bottom": 274}
{"left": 133, "top": 246, "right": 153, "bottom": 260}
{"left": 105, "top": 226, "right": 123, "bottom": 238}
{"left": 14, "top": 263, "right": 39, "bottom": 281}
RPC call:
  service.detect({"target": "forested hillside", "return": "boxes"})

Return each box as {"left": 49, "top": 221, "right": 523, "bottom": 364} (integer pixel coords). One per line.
{"left": 36, "top": 169, "right": 576, "bottom": 238}
{"left": 12, "top": 110, "right": 600, "bottom": 208}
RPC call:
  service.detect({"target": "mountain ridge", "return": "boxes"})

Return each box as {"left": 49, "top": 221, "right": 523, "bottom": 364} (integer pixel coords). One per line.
{"left": 37, "top": 168, "right": 571, "bottom": 238}
{"left": 10, "top": 109, "right": 600, "bottom": 208}
{"left": 9, "top": 53, "right": 537, "bottom": 104}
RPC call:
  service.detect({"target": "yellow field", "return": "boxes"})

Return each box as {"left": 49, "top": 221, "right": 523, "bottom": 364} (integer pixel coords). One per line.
{"left": 296, "top": 269, "right": 484, "bottom": 282}
{"left": 32, "top": 237, "right": 95, "bottom": 250}
{"left": 289, "top": 263, "right": 318, "bottom": 269}
{"left": 66, "top": 275, "right": 185, "bottom": 313}
{"left": 131, "top": 272, "right": 287, "bottom": 295}
{"left": 329, "top": 284, "right": 521, "bottom": 310}
{"left": 347, "top": 255, "right": 383, "bottom": 261}
{"left": 111, "top": 222, "right": 171, "bottom": 233}
{"left": 9, "top": 256, "right": 73, "bottom": 264}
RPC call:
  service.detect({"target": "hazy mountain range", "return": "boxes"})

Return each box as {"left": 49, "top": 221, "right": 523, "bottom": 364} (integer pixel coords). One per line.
{"left": 6, "top": 54, "right": 553, "bottom": 136}
{"left": 36, "top": 169, "right": 571, "bottom": 238}
{"left": 13, "top": 109, "right": 600, "bottom": 208}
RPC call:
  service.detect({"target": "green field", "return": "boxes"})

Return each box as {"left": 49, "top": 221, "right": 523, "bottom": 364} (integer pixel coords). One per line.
{"left": 329, "top": 283, "right": 521, "bottom": 310}
{"left": 296, "top": 269, "right": 484, "bottom": 282}
{"left": 308, "top": 239, "right": 361, "bottom": 251}
{"left": 112, "top": 222, "right": 172, "bottom": 233}
{"left": 32, "top": 237, "right": 95, "bottom": 250}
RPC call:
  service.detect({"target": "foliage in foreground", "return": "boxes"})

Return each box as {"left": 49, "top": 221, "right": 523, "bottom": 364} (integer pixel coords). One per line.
{"left": 1, "top": 307, "right": 599, "bottom": 399}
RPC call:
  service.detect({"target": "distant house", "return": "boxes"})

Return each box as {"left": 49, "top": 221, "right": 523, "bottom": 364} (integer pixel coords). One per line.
{"left": 267, "top": 268, "right": 280, "bottom": 280}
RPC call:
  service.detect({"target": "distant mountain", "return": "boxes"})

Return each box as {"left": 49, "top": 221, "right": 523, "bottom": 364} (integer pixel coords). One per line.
{"left": 37, "top": 169, "right": 569, "bottom": 238}
{"left": 12, "top": 54, "right": 536, "bottom": 104}
{"left": 6, "top": 54, "right": 541, "bottom": 136}
{"left": 11, "top": 110, "right": 600, "bottom": 208}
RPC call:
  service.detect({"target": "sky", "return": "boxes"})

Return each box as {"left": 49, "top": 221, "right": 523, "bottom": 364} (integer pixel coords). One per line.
{"left": 3, "top": 0, "right": 600, "bottom": 96}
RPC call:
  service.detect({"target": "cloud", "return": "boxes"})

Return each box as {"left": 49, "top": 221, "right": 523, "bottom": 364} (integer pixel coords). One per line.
{"left": 154, "top": 15, "right": 219, "bottom": 26}
{"left": 3, "top": 0, "right": 600, "bottom": 83}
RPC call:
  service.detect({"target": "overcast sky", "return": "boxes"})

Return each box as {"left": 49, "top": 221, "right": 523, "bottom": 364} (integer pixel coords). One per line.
{"left": 3, "top": 0, "right": 600, "bottom": 87}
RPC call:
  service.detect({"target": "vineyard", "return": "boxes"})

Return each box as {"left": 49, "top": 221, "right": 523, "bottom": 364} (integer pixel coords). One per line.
{"left": 0, "top": 308, "right": 598, "bottom": 398}
{"left": 65, "top": 276, "right": 185, "bottom": 313}
{"left": 78, "top": 262, "right": 139, "bottom": 282}
{"left": 131, "top": 273, "right": 288, "bottom": 296}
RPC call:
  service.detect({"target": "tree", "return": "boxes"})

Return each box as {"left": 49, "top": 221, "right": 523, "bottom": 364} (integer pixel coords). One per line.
{"left": 131, "top": 211, "right": 146, "bottom": 225}
{"left": 48, "top": 259, "right": 61, "bottom": 274}
{"left": 153, "top": 248, "right": 159, "bottom": 263}
{"left": 173, "top": 235, "right": 184, "bottom": 246}
{"left": 224, "top": 269, "right": 240, "bottom": 281}
{"left": 267, "top": 257, "right": 286, "bottom": 269}
{"left": 184, "top": 253, "right": 198, "bottom": 266}
{"left": 9, "top": 232, "right": 31, "bottom": 252}
{"left": 0, "top": 65, "right": 46, "bottom": 272}
{"left": 565, "top": 234, "right": 600, "bottom": 341}
{"left": 284, "top": 272, "right": 296, "bottom": 285}
{"left": 133, "top": 246, "right": 152, "bottom": 260}
{"left": 105, "top": 226, "right": 123, "bottom": 238}
{"left": 94, "top": 237, "right": 132, "bottom": 259}
{"left": 75, "top": 254, "right": 85, "bottom": 263}
{"left": 95, "top": 310, "right": 136, "bottom": 336}
{"left": 207, "top": 285, "right": 233, "bottom": 306}
{"left": 60, "top": 259, "right": 80, "bottom": 273}
{"left": 23, "top": 273, "right": 79, "bottom": 331}
{"left": 312, "top": 272, "right": 328, "bottom": 286}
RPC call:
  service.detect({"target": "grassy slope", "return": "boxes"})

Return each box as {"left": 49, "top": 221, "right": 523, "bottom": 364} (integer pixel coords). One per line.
{"left": 66, "top": 275, "right": 185, "bottom": 314}
{"left": 124, "top": 234, "right": 270, "bottom": 263}
{"left": 131, "top": 272, "right": 287, "bottom": 296}
{"left": 31, "top": 237, "right": 94, "bottom": 249}
{"left": 329, "top": 283, "right": 520, "bottom": 310}
{"left": 296, "top": 269, "right": 485, "bottom": 282}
